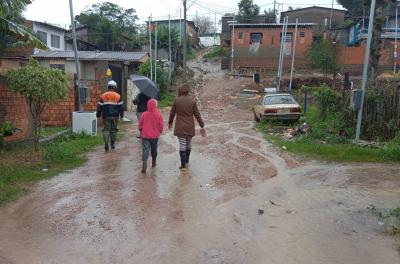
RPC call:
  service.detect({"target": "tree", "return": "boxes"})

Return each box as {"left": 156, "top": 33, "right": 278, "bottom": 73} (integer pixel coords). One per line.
{"left": 237, "top": 0, "right": 260, "bottom": 23}
{"left": 7, "top": 60, "right": 69, "bottom": 150}
{"left": 263, "top": 9, "right": 277, "bottom": 23}
{"left": 75, "top": 2, "right": 139, "bottom": 51}
{"left": 193, "top": 14, "right": 214, "bottom": 36}
{"left": 139, "top": 60, "right": 168, "bottom": 90}
{"left": 0, "top": 0, "right": 46, "bottom": 52}
{"left": 307, "top": 39, "right": 338, "bottom": 80}
{"left": 152, "top": 25, "right": 180, "bottom": 49}
{"left": 336, "top": 0, "right": 364, "bottom": 17}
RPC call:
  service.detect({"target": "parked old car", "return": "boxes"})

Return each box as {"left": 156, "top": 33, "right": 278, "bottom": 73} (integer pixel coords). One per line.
{"left": 253, "top": 93, "right": 302, "bottom": 122}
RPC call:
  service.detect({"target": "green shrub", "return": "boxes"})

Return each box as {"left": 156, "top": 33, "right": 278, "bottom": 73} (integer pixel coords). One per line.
{"left": 313, "top": 84, "right": 341, "bottom": 118}
{"left": 139, "top": 60, "right": 168, "bottom": 90}
{"left": 158, "top": 90, "right": 175, "bottom": 108}
{"left": 203, "top": 46, "right": 225, "bottom": 58}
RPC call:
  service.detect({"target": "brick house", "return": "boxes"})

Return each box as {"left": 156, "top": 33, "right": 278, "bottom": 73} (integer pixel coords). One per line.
{"left": 231, "top": 23, "right": 314, "bottom": 70}
{"left": 280, "top": 6, "right": 347, "bottom": 26}
{"left": 221, "top": 14, "right": 275, "bottom": 48}
{"left": 0, "top": 50, "right": 148, "bottom": 142}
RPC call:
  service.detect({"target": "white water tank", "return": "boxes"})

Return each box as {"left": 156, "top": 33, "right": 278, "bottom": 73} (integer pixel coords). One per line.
{"left": 72, "top": 111, "right": 97, "bottom": 135}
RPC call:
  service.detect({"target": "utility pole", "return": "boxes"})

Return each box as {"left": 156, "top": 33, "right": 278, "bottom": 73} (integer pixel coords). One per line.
{"left": 169, "top": 14, "right": 172, "bottom": 84}
{"left": 288, "top": 18, "right": 298, "bottom": 92}
{"left": 214, "top": 12, "right": 217, "bottom": 45}
{"left": 183, "top": 0, "right": 187, "bottom": 80}
{"left": 155, "top": 22, "right": 158, "bottom": 84}
{"left": 179, "top": 8, "right": 182, "bottom": 46}
{"left": 277, "top": 16, "right": 288, "bottom": 91}
{"left": 231, "top": 15, "right": 235, "bottom": 71}
{"left": 69, "top": 0, "right": 82, "bottom": 111}
{"left": 329, "top": 0, "right": 334, "bottom": 29}
{"left": 355, "top": 0, "right": 376, "bottom": 144}
{"left": 149, "top": 15, "right": 153, "bottom": 81}
{"left": 395, "top": 5, "right": 398, "bottom": 74}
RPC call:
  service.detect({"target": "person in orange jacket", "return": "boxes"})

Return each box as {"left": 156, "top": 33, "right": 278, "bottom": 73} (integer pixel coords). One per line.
{"left": 96, "top": 80, "right": 124, "bottom": 151}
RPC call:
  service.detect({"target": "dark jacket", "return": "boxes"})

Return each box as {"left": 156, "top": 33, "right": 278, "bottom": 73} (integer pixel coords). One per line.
{"left": 133, "top": 93, "right": 150, "bottom": 113}
{"left": 96, "top": 90, "right": 124, "bottom": 119}
{"left": 168, "top": 94, "right": 204, "bottom": 137}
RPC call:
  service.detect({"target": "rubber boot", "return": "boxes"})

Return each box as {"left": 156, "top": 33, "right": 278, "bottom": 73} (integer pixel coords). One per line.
{"left": 186, "top": 149, "right": 191, "bottom": 164}
{"left": 141, "top": 160, "right": 147, "bottom": 173}
{"left": 179, "top": 151, "right": 187, "bottom": 170}
{"left": 111, "top": 141, "right": 115, "bottom": 149}
{"left": 105, "top": 143, "right": 109, "bottom": 152}
{"left": 152, "top": 157, "right": 156, "bottom": 167}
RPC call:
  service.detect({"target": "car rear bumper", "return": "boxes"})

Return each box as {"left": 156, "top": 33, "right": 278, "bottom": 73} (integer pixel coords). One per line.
{"left": 263, "top": 113, "right": 301, "bottom": 120}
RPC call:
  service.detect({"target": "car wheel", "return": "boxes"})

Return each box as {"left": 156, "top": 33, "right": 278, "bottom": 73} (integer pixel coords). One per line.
{"left": 254, "top": 110, "right": 260, "bottom": 122}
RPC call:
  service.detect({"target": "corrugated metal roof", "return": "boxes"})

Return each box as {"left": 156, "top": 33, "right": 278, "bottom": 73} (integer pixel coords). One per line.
{"left": 229, "top": 23, "right": 316, "bottom": 27}
{"left": 32, "top": 51, "right": 149, "bottom": 62}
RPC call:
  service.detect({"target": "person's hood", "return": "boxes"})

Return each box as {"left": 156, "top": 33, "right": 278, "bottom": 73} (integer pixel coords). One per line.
{"left": 147, "top": 98, "right": 158, "bottom": 112}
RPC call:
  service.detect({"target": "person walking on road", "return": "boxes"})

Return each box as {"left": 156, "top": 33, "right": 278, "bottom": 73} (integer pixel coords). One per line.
{"left": 96, "top": 80, "right": 124, "bottom": 151}
{"left": 139, "top": 99, "right": 164, "bottom": 173}
{"left": 133, "top": 93, "right": 151, "bottom": 122}
{"left": 168, "top": 84, "right": 205, "bottom": 171}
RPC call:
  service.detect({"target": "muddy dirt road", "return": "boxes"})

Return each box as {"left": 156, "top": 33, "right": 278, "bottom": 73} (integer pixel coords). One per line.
{"left": 1, "top": 57, "right": 400, "bottom": 264}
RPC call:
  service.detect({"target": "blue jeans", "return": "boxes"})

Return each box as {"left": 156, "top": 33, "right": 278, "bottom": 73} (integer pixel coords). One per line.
{"left": 142, "top": 138, "right": 158, "bottom": 161}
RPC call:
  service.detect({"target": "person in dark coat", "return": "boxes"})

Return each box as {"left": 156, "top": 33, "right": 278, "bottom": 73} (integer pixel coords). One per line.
{"left": 133, "top": 93, "right": 151, "bottom": 121}
{"left": 96, "top": 80, "right": 124, "bottom": 151}
{"left": 168, "top": 84, "right": 205, "bottom": 171}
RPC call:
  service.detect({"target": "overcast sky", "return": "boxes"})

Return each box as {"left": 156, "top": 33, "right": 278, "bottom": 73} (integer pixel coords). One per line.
{"left": 24, "top": 0, "right": 345, "bottom": 29}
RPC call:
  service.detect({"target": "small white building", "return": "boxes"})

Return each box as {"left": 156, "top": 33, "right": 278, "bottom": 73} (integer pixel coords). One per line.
{"left": 200, "top": 36, "right": 221, "bottom": 47}
{"left": 29, "top": 21, "right": 67, "bottom": 51}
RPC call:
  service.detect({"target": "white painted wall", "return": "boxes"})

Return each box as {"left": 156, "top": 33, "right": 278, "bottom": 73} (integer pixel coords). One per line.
{"left": 200, "top": 36, "right": 220, "bottom": 47}
{"left": 33, "top": 22, "right": 66, "bottom": 51}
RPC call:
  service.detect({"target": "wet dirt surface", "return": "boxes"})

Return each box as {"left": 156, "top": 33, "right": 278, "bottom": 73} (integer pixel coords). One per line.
{"left": 1, "top": 57, "right": 400, "bottom": 264}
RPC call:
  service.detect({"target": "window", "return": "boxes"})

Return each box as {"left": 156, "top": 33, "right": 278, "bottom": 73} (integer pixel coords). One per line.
{"left": 50, "top": 64, "right": 65, "bottom": 73}
{"left": 250, "top": 33, "right": 263, "bottom": 44}
{"left": 51, "top": 34, "right": 60, "bottom": 48}
{"left": 36, "top": 31, "right": 47, "bottom": 45}
{"left": 299, "top": 32, "right": 305, "bottom": 38}
{"left": 264, "top": 95, "right": 296, "bottom": 105}
{"left": 280, "top": 32, "right": 292, "bottom": 43}
{"left": 238, "top": 32, "right": 243, "bottom": 39}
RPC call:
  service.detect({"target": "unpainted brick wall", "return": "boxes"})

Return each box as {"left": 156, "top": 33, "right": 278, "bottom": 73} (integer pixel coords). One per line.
{"left": 0, "top": 76, "right": 31, "bottom": 142}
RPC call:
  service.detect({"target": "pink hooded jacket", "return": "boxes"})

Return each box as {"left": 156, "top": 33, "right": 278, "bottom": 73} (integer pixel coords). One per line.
{"left": 139, "top": 99, "right": 164, "bottom": 139}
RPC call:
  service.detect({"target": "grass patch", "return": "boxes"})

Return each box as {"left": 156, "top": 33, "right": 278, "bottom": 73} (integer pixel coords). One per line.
{"left": 158, "top": 90, "right": 175, "bottom": 108}
{"left": 0, "top": 131, "right": 103, "bottom": 206}
{"left": 203, "top": 46, "right": 224, "bottom": 59}
{"left": 368, "top": 205, "right": 400, "bottom": 251}
{"left": 40, "top": 126, "right": 69, "bottom": 138}
{"left": 256, "top": 107, "right": 400, "bottom": 162}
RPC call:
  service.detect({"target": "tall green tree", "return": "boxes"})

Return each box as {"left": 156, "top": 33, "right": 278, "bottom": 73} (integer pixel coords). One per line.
{"left": 237, "top": 0, "right": 260, "bottom": 23}
{"left": 7, "top": 60, "right": 69, "bottom": 150}
{"left": 307, "top": 39, "right": 338, "bottom": 80}
{"left": 75, "top": 2, "right": 139, "bottom": 51}
{"left": 0, "top": 0, "right": 46, "bottom": 52}
{"left": 152, "top": 26, "right": 180, "bottom": 49}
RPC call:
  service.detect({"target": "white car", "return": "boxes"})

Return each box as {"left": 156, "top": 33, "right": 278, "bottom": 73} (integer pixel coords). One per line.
{"left": 253, "top": 93, "right": 302, "bottom": 121}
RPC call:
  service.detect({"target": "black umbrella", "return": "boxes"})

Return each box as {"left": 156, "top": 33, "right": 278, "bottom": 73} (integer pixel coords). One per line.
{"left": 131, "top": 75, "right": 160, "bottom": 99}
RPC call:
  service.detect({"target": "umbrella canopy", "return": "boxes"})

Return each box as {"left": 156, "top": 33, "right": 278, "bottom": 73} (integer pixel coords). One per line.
{"left": 131, "top": 75, "right": 160, "bottom": 99}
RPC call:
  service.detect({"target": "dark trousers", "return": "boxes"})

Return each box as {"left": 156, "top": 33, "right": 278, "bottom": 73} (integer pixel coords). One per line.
{"left": 142, "top": 138, "right": 158, "bottom": 161}
{"left": 103, "top": 117, "right": 118, "bottom": 145}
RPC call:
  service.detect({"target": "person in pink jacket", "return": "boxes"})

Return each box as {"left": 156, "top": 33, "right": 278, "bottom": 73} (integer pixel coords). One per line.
{"left": 138, "top": 99, "right": 164, "bottom": 173}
